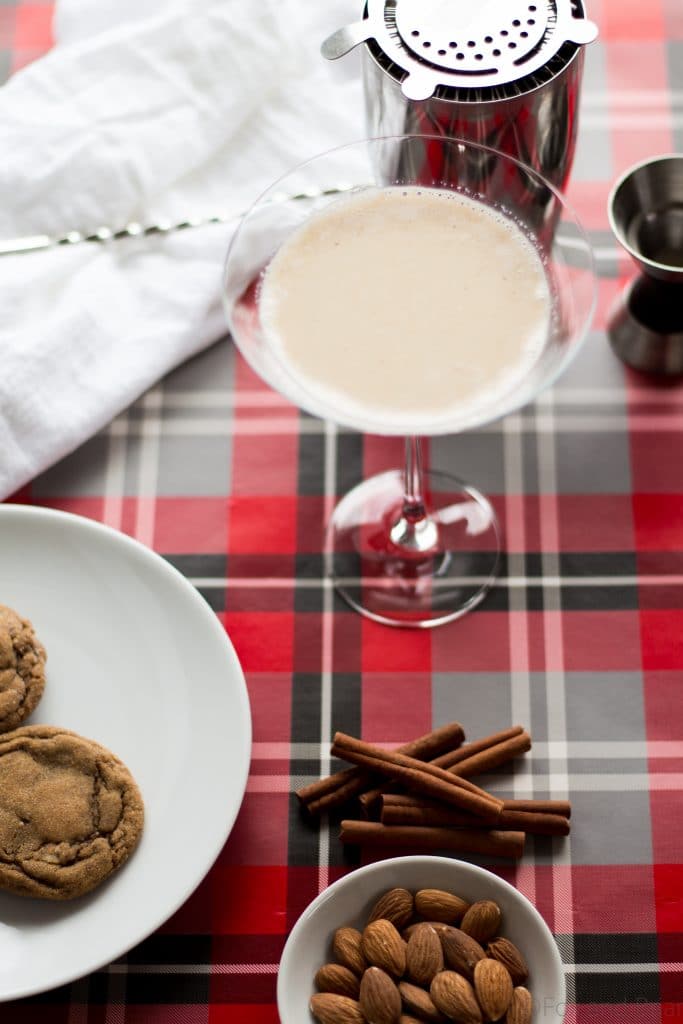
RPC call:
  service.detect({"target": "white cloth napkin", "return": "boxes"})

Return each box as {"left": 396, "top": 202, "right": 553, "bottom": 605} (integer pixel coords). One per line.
{"left": 0, "top": 0, "right": 364, "bottom": 499}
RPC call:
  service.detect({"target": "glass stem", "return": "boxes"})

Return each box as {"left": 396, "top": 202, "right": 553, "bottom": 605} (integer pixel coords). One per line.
{"left": 389, "top": 436, "right": 439, "bottom": 552}
{"left": 404, "top": 436, "right": 428, "bottom": 521}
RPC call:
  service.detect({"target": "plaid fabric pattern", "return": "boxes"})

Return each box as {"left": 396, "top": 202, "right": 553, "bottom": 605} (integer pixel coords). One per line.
{"left": 2, "top": 1, "right": 683, "bottom": 1021}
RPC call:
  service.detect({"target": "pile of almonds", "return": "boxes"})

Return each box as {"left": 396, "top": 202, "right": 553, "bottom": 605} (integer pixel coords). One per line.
{"left": 310, "top": 886, "right": 532, "bottom": 1024}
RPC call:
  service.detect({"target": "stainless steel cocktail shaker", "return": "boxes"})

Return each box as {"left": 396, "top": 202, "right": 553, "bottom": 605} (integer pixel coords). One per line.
{"left": 323, "top": 0, "right": 598, "bottom": 231}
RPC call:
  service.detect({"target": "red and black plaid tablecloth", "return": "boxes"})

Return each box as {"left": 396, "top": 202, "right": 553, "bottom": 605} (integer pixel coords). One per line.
{"left": 1, "top": 1, "right": 682, "bottom": 1021}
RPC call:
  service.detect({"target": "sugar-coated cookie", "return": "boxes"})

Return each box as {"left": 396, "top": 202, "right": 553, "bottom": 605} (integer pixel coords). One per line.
{"left": 0, "top": 605, "right": 46, "bottom": 732}
{"left": 0, "top": 725, "right": 144, "bottom": 899}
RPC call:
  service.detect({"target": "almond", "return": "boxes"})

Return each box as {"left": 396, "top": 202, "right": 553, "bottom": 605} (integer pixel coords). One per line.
{"left": 333, "top": 927, "right": 367, "bottom": 977}
{"left": 398, "top": 981, "right": 447, "bottom": 1024}
{"left": 460, "top": 900, "right": 502, "bottom": 944}
{"left": 368, "top": 888, "right": 414, "bottom": 929}
{"left": 406, "top": 924, "right": 444, "bottom": 987}
{"left": 430, "top": 971, "right": 482, "bottom": 1024}
{"left": 315, "top": 963, "right": 361, "bottom": 999}
{"left": 309, "top": 992, "right": 366, "bottom": 1024}
{"left": 506, "top": 986, "right": 533, "bottom": 1024}
{"left": 360, "top": 966, "right": 402, "bottom": 1024}
{"left": 487, "top": 936, "right": 529, "bottom": 986}
{"left": 403, "top": 920, "right": 450, "bottom": 941}
{"left": 414, "top": 888, "right": 470, "bottom": 924}
{"left": 439, "top": 926, "right": 486, "bottom": 979}
{"left": 474, "top": 957, "right": 514, "bottom": 1020}
{"left": 361, "top": 919, "right": 407, "bottom": 978}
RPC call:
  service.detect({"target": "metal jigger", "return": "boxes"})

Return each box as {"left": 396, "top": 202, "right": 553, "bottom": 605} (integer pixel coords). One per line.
{"left": 607, "top": 154, "right": 683, "bottom": 374}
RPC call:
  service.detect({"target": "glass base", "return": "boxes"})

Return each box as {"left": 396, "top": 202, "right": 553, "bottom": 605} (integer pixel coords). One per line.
{"left": 327, "top": 469, "right": 501, "bottom": 628}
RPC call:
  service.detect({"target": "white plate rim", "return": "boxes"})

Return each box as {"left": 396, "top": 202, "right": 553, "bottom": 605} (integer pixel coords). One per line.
{"left": 0, "top": 503, "right": 252, "bottom": 1001}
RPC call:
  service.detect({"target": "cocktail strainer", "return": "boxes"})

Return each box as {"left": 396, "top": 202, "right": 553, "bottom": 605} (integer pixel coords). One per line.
{"left": 324, "top": 0, "right": 597, "bottom": 102}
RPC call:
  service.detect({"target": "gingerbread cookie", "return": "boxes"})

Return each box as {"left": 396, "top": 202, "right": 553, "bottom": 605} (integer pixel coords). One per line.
{"left": 0, "top": 604, "right": 46, "bottom": 732}
{"left": 0, "top": 725, "right": 144, "bottom": 899}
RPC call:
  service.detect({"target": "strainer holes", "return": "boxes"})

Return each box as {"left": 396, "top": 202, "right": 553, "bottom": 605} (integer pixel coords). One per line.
{"left": 500, "top": 29, "right": 509, "bottom": 36}
{"left": 492, "top": 47, "right": 501, "bottom": 55}
{"left": 528, "top": 4, "right": 537, "bottom": 9}
{"left": 456, "top": 52, "right": 464, "bottom": 59}
{"left": 508, "top": 41, "right": 517, "bottom": 48}
{"left": 527, "top": 18, "right": 535, "bottom": 24}
{"left": 521, "top": 30, "right": 528, "bottom": 36}
{"left": 438, "top": 48, "right": 447, "bottom": 55}
{"left": 467, "top": 40, "right": 476, "bottom": 47}
{"left": 422, "top": 40, "right": 431, "bottom": 47}
{"left": 411, "top": 29, "right": 419, "bottom": 36}
{"left": 484, "top": 35, "right": 493, "bottom": 43}
{"left": 475, "top": 53, "right": 483, "bottom": 60}
{"left": 448, "top": 40, "right": 457, "bottom": 47}
{"left": 512, "top": 19, "right": 521, "bottom": 25}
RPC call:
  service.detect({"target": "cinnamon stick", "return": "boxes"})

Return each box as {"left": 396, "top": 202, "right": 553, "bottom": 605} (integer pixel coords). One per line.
{"left": 331, "top": 733, "right": 503, "bottom": 824}
{"left": 380, "top": 796, "right": 570, "bottom": 836}
{"left": 498, "top": 809, "right": 570, "bottom": 836}
{"left": 431, "top": 725, "right": 526, "bottom": 770}
{"left": 358, "top": 726, "right": 531, "bottom": 817}
{"left": 295, "top": 765, "right": 358, "bottom": 805}
{"left": 382, "top": 790, "right": 569, "bottom": 815}
{"left": 339, "top": 820, "right": 525, "bottom": 859}
{"left": 504, "top": 798, "right": 571, "bottom": 818}
{"left": 381, "top": 797, "right": 476, "bottom": 828}
{"left": 384, "top": 793, "right": 571, "bottom": 817}
{"left": 439, "top": 728, "right": 531, "bottom": 775}
{"left": 296, "top": 720, "right": 465, "bottom": 816}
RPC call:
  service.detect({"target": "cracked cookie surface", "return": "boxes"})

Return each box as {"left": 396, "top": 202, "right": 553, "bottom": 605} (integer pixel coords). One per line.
{"left": 0, "top": 605, "right": 46, "bottom": 732}
{"left": 0, "top": 725, "right": 144, "bottom": 899}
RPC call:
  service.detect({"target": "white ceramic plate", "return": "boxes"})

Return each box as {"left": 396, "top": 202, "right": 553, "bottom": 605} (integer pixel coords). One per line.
{"left": 0, "top": 505, "right": 251, "bottom": 1001}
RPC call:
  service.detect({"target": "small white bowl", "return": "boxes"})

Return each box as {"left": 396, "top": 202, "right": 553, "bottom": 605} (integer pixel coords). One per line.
{"left": 278, "top": 855, "right": 565, "bottom": 1024}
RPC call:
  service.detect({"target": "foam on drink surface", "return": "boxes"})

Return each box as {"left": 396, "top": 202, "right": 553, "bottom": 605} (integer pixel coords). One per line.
{"left": 259, "top": 187, "right": 550, "bottom": 431}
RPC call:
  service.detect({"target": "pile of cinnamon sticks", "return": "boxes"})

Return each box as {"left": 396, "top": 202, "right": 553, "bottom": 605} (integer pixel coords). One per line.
{"left": 296, "top": 722, "right": 570, "bottom": 860}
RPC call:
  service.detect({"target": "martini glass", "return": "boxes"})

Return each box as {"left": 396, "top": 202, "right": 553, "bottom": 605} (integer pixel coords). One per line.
{"left": 223, "top": 135, "right": 595, "bottom": 628}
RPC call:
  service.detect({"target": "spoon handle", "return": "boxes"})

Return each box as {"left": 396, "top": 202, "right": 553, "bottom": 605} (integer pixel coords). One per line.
{"left": 0, "top": 184, "right": 357, "bottom": 257}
